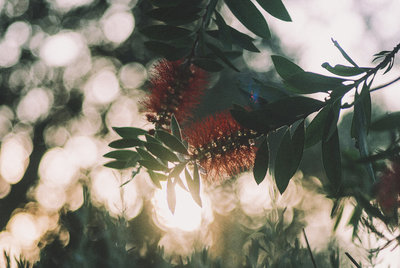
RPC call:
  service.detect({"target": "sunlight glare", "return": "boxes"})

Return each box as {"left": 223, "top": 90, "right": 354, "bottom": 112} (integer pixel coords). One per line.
{"left": 102, "top": 9, "right": 135, "bottom": 43}
{"left": 85, "top": 69, "right": 120, "bottom": 104}
{"left": 8, "top": 213, "right": 40, "bottom": 249}
{"left": 17, "top": 88, "right": 53, "bottom": 123}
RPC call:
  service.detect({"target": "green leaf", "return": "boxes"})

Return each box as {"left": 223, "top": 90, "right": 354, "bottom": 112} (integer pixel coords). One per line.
{"left": 214, "top": 10, "right": 232, "bottom": 49}
{"left": 207, "top": 28, "right": 260, "bottom": 52}
{"left": 256, "top": 0, "right": 291, "bottom": 21}
{"left": 144, "top": 41, "right": 190, "bottom": 61}
{"left": 148, "top": 170, "right": 166, "bottom": 189}
{"left": 285, "top": 72, "right": 346, "bottom": 94}
{"left": 322, "top": 123, "right": 342, "bottom": 194}
{"left": 103, "top": 150, "right": 139, "bottom": 160}
{"left": 144, "top": 142, "right": 180, "bottom": 162}
{"left": 170, "top": 114, "right": 182, "bottom": 141}
{"left": 167, "top": 178, "right": 176, "bottom": 213}
{"left": 145, "top": 134, "right": 161, "bottom": 144}
{"left": 147, "top": 7, "right": 203, "bottom": 25}
{"left": 324, "top": 101, "right": 341, "bottom": 142}
{"left": 192, "top": 58, "right": 224, "bottom": 72}
{"left": 185, "top": 168, "right": 202, "bottom": 207}
{"left": 168, "top": 162, "right": 187, "bottom": 178}
{"left": 370, "top": 112, "right": 400, "bottom": 131}
{"left": 156, "top": 130, "right": 189, "bottom": 155}
{"left": 150, "top": 0, "right": 183, "bottom": 7}
{"left": 204, "top": 0, "right": 218, "bottom": 27}
{"left": 271, "top": 55, "right": 304, "bottom": 80}
{"left": 253, "top": 136, "right": 269, "bottom": 184}
{"left": 104, "top": 160, "right": 135, "bottom": 170}
{"left": 304, "top": 105, "right": 329, "bottom": 148}
{"left": 137, "top": 147, "right": 168, "bottom": 171}
{"left": 206, "top": 42, "right": 240, "bottom": 72}
{"left": 321, "top": 63, "right": 369, "bottom": 77}
{"left": 331, "top": 38, "right": 359, "bottom": 67}
{"left": 108, "top": 138, "right": 143, "bottom": 149}
{"left": 140, "top": 25, "right": 192, "bottom": 41}
{"left": 113, "top": 127, "right": 147, "bottom": 138}
{"left": 224, "top": 0, "right": 271, "bottom": 39}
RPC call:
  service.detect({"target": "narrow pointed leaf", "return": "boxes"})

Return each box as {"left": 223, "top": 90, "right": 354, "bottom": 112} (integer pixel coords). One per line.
{"left": 192, "top": 58, "right": 224, "bottom": 72}
{"left": 147, "top": 7, "right": 203, "bottom": 25}
{"left": 285, "top": 72, "right": 346, "bottom": 94}
{"left": 104, "top": 160, "right": 133, "bottom": 170}
{"left": 145, "top": 134, "right": 161, "bottom": 144}
{"left": 108, "top": 138, "right": 143, "bottom": 149}
{"left": 271, "top": 55, "right": 304, "bottom": 80}
{"left": 138, "top": 159, "right": 168, "bottom": 171}
{"left": 185, "top": 168, "right": 202, "bottom": 207}
{"left": 331, "top": 38, "right": 359, "bottom": 67}
{"left": 103, "top": 150, "right": 139, "bottom": 160}
{"left": 113, "top": 127, "right": 147, "bottom": 138}
{"left": 171, "top": 114, "right": 182, "bottom": 141}
{"left": 168, "top": 162, "right": 187, "bottom": 178}
{"left": 148, "top": 170, "right": 163, "bottom": 189}
{"left": 322, "top": 124, "right": 342, "bottom": 194}
{"left": 145, "top": 142, "right": 180, "bottom": 162}
{"left": 224, "top": 0, "right": 271, "bottom": 39}
{"left": 253, "top": 136, "right": 269, "bottom": 184}
{"left": 305, "top": 106, "right": 329, "bottom": 148}
{"left": 274, "top": 129, "right": 293, "bottom": 193}
{"left": 156, "top": 130, "right": 189, "bottom": 155}
{"left": 321, "top": 63, "right": 369, "bottom": 77}
{"left": 214, "top": 10, "right": 232, "bottom": 49}
{"left": 167, "top": 178, "right": 176, "bottom": 213}
{"left": 256, "top": 0, "right": 291, "bottom": 21}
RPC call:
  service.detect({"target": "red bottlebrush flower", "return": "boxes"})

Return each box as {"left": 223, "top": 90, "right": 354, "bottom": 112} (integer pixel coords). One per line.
{"left": 142, "top": 59, "right": 207, "bottom": 127}
{"left": 376, "top": 160, "right": 400, "bottom": 215}
{"left": 184, "top": 111, "right": 259, "bottom": 183}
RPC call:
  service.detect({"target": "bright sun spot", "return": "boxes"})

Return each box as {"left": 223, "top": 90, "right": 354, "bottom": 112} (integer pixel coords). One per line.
{"left": 152, "top": 181, "right": 212, "bottom": 232}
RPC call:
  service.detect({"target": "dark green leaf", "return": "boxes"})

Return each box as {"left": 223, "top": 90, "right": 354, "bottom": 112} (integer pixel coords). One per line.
{"left": 103, "top": 150, "right": 139, "bottom": 160}
{"left": 148, "top": 170, "right": 165, "bottom": 189}
{"left": 108, "top": 138, "right": 143, "bottom": 149}
{"left": 331, "top": 38, "right": 359, "bottom": 67}
{"left": 192, "top": 58, "right": 224, "bottom": 72}
{"left": 204, "top": 0, "right": 218, "bottom": 27}
{"left": 112, "top": 127, "right": 147, "bottom": 138}
{"left": 253, "top": 136, "right": 269, "bottom": 184}
{"left": 150, "top": 0, "right": 183, "bottom": 7}
{"left": 214, "top": 10, "right": 232, "bottom": 49}
{"left": 145, "top": 134, "right": 161, "bottom": 144}
{"left": 140, "top": 25, "right": 192, "bottom": 41}
{"left": 138, "top": 159, "right": 168, "bottom": 172}
{"left": 370, "top": 112, "right": 400, "bottom": 131}
{"left": 147, "top": 7, "right": 203, "bottom": 25}
{"left": 291, "top": 120, "right": 305, "bottom": 161}
{"left": 322, "top": 124, "right": 342, "bottom": 194}
{"left": 167, "top": 178, "right": 176, "bottom": 213}
{"left": 171, "top": 114, "right": 182, "bottom": 141}
{"left": 321, "top": 62, "right": 369, "bottom": 77}
{"left": 256, "top": 0, "right": 291, "bottom": 21}
{"left": 104, "top": 160, "right": 134, "bottom": 170}
{"left": 144, "top": 41, "right": 189, "bottom": 61}
{"left": 185, "top": 168, "right": 202, "bottom": 207}
{"left": 271, "top": 55, "right": 304, "bottom": 80}
{"left": 156, "top": 130, "right": 189, "bottom": 155}
{"left": 285, "top": 72, "right": 346, "bottom": 94}
{"left": 304, "top": 106, "right": 329, "bottom": 148}
{"left": 145, "top": 142, "right": 180, "bottom": 162}
{"left": 206, "top": 42, "right": 240, "bottom": 72}
{"left": 324, "top": 101, "right": 341, "bottom": 141}
{"left": 207, "top": 28, "right": 260, "bottom": 52}
{"left": 274, "top": 127, "right": 301, "bottom": 194}
{"left": 224, "top": 0, "right": 271, "bottom": 39}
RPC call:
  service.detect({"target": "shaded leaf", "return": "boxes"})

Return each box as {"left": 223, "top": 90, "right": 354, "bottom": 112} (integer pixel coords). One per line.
{"left": 224, "top": 0, "right": 271, "bottom": 39}
{"left": 253, "top": 136, "right": 269, "bottom": 184}
{"left": 156, "top": 130, "right": 189, "bottom": 155}
{"left": 322, "top": 124, "right": 342, "bottom": 195}
{"left": 168, "top": 162, "right": 187, "bottom": 178}
{"left": 185, "top": 168, "right": 202, "bottom": 207}
{"left": 256, "top": 0, "right": 291, "bottom": 21}
{"left": 104, "top": 160, "right": 134, "bottom": 170}
{"left": 140, "top": 25, "right": 192, "bottom": 41}
{"left": 148, "top": 170, "right": 165, "bottom": 189}
{"left": 145, "top": 133, "right": 161, "bottom": 144}
{"left": 271, "top": 55, "right": 304, "bottom": 80}
{"left": 206, "top": 42, "right": 240, "bottom": 72}
{"left": 171, "top": 114, "right": 182, "bottom": 141}
{"left": 192, "top": 58, "right": 224, "bottom": 72}
{"left": 108, "top": 138, "right": 143, "bottom": 149}
{"left": 204, "top": 0, "right": 218, "bottom": 27}
{"left": 145, "top": 142, "right": 180, "bottom": 162}
{"left": 321, "top": 62, "right": 369, "bottom": 77}
{"left": 150, "top": 0, "right": 183, "bottom": 7}
{"left": 167, "top": 178, "right": 176, "bottom": 213}
{"left": 285, "top": 72, "right": 346, "bottom": 94}
{"left": 144, "top": 41, "right": 189, "bottom": 61}
{"left": 214, "top": 10, "right": 232, "bottom": 49}
{"left": 103, "top": 150, "right": 139, "bottom": 160}
{"left": 113, "top": 127, "right": 147, "bottom": 138}
{"left": 147, "top": 7, "right": 203, "bottom": 25}
{"left": 137, "top": 148, "right": 168, "bottom": 171}
{"left": 207, "top": 28, "right": 260, "bottom": 52}
{"left": 305, "top": 106, "right": 329, "bottom": 148}
{"left": 370, "top": 111, "right": 400, "bottom": 131}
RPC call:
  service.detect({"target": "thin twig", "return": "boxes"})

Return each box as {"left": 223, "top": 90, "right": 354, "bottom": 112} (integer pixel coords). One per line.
{"left": 303, "top": 228, "right": 318, "bottom": 268}
{"left": 345, "top": 252, "right": 362, "bottom": 268}
{"left": 369, "top": 75, "right": 400, "bottom": 93}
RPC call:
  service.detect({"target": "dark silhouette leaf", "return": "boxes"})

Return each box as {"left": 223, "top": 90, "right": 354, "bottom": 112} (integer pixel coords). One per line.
{"left": 192, "top": 58, "right": 224, "bottom": 72}
{"left": 140, "top": 25, "right": 192, "bottom": 41}
{"left": 321, "top": 63, "right": 369, "bottom": 77}
{"left": 256, "top": 0, "right": 291, "bottom": 21}
{"left": 271, "top": 55, "right": 304, "bottom": 80}
{"left": 253, "top": 136, "right": 269, "bottom": 184}
{"left": 370, "top": 111, "right": 400, "bottom": 131}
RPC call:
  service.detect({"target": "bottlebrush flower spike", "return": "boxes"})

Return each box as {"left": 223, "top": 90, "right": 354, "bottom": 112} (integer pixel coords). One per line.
{"left": 376, "top": 159, "right": 400, "bottom": 215}
{"left": 184, "top": 111, "right": 259, "bottom": 183}
{"left": 142, "top": 59, "right": 207, "bottom": 128}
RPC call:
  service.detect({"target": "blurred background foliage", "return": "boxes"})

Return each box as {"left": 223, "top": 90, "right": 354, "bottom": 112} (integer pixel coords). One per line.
{"left": 0, "top": 0, "right": 400, "bottom": 267}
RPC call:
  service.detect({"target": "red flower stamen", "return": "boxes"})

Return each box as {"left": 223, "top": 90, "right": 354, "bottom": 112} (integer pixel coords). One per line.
{"left": 376, "top": 159, "right": 400, "bottom": 214}
{"left": 184, "top": 111, "right": 259, "bottom": 183}
{"left": 142, "top": 59, "right": 207, "bottom": 128}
